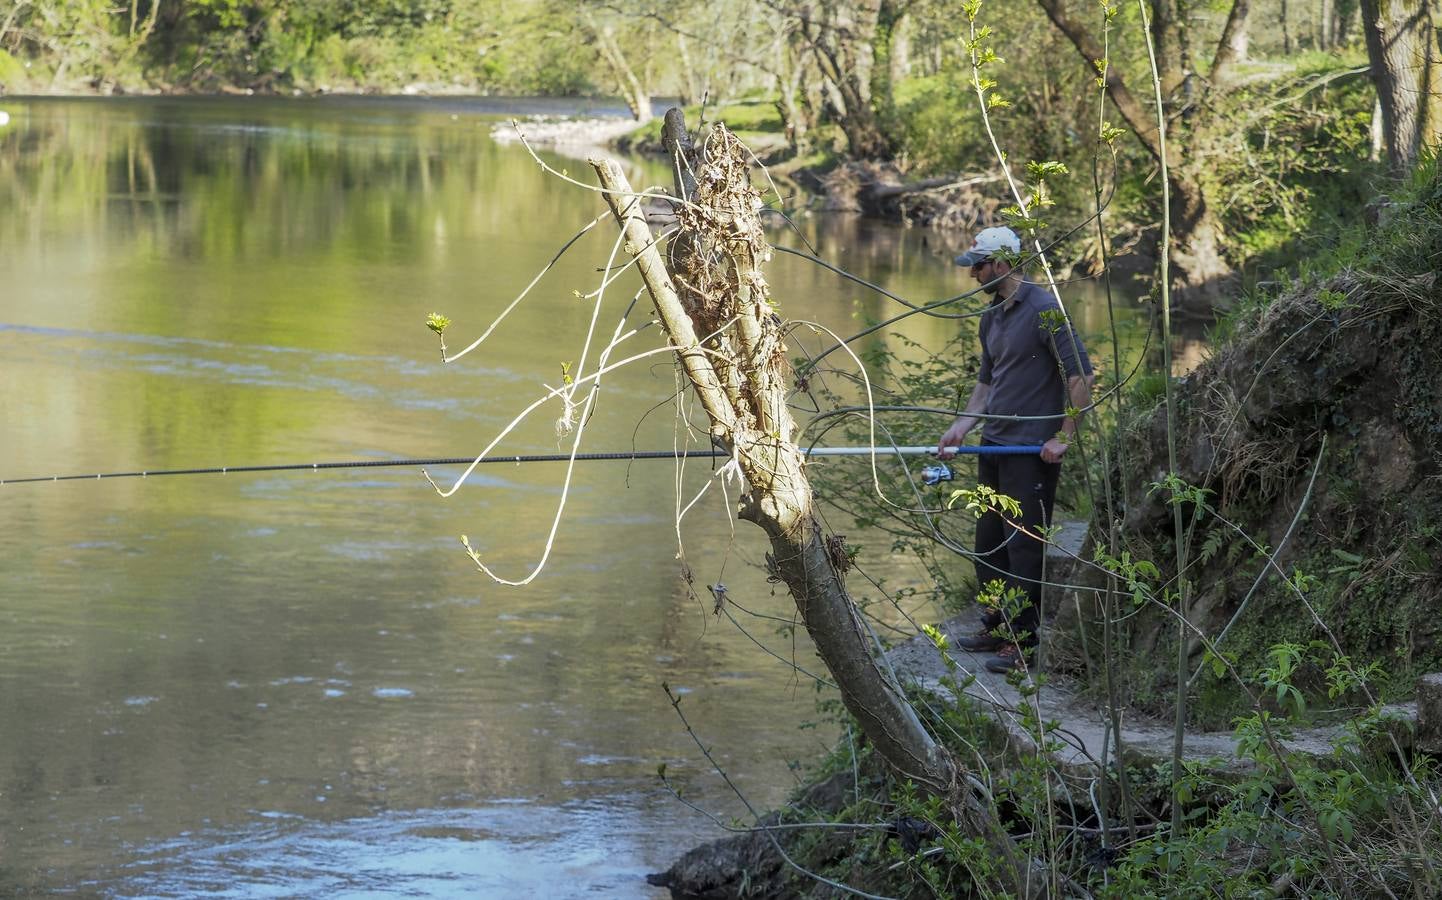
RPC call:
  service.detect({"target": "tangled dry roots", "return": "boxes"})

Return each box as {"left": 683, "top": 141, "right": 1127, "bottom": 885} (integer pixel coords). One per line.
{"left": 666, "top": 124, "right": 792, "bottom": 437}
{"left": 671, "top": 126, "right": 772, "bottom": 327}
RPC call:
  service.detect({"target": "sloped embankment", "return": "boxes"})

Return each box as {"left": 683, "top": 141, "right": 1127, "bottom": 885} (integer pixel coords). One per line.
{"left": 1096, "top": 171, "right": 1442, "bottom": 722}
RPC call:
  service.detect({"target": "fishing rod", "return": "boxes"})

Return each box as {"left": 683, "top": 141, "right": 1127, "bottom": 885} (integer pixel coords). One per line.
{"left": 0, "top": 445, "right": 1040, "bottom": 487}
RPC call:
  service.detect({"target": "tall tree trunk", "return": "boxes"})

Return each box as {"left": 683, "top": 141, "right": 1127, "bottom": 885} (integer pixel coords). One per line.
{"left": 1034, "top": 0, "right": 1239, "bottom": 307}
{"left": 1336, "top": 0, "right": 1359, "bottom": 44}
{"left": 1211, "top": 0, "right": 1253, "bottom": 83}
{"left": 794, "top": 0, "right": 893, "bottom": 158}
{"left": 1228, "top": 22, "right": 1249, "bottom": 60}
{"left": 1150, "top": 0, "right": 1187, "bottom": 98}
{"left": 774, "top": 37, "right": 811, "bottom": 152}
{"left": 1169, "top": 173, "right": 1232, "bottom": 305}
{"left": 1372, "top": 95, "right": 1386, "bottom": 160}
{"left": 869, "top": 0, "right": 909, "bottom": 142}
{"left": 1360, "top": 0, "right": 1441, "bottom": 171}
{"left": 889, "top": 7, "right": 911, "bottom": 86}
{"left": 587, "top": 109, "right": 1048, "bottom": 899}
{"left": 586, "top": 13, "right": 654, "bottom": 123}
{"left": 675, "top": 32, "right": 700, "bottom": 106}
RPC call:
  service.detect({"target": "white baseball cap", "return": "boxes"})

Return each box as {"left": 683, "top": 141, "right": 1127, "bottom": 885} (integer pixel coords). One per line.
{"left": 954, "top": 226, "right": 1021, "bottom": 267}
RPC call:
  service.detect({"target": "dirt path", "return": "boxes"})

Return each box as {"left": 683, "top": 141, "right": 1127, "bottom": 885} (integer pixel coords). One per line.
{"left": 885, "top": 523, "right": 1419, "bottom": 772}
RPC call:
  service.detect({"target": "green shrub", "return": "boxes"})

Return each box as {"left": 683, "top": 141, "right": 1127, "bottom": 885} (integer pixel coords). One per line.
{"left": 0, "top": 49, "right": 29, "bottom": 91}
{"left": 893, "top": 72, "right": 988, "bottom": 173}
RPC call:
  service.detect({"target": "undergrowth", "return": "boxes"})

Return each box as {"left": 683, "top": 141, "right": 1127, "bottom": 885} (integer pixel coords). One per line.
{"left": 758, "top": 635, "right": 1439, "bottom": 898}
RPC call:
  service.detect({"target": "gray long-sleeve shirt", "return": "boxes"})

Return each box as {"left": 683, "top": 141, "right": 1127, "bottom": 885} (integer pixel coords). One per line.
{"left": 977, "top": 280, "right": 1092, "bottom": 446}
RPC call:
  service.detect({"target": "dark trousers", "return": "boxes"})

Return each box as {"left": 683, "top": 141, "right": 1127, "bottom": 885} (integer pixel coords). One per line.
{"left": 974, "top": 452, "right": 1061, "bottom": 647}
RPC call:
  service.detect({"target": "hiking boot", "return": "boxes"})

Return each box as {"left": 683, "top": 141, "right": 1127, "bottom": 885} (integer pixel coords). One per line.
{"left": 954, "top": 630, "right": 1008, "bottom": 653}
{"left": 984, "top": 643, "right": 1034, "bottom": 674}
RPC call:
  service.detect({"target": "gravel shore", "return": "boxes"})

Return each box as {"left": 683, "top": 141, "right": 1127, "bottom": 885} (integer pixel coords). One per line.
{"left": 488, "top": 115, "right": 638, "bottom": 149}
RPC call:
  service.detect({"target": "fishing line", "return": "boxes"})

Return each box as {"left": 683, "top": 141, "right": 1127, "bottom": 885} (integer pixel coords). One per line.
{"left": 0, "top": 445, "right": 1041, "bottom": 486}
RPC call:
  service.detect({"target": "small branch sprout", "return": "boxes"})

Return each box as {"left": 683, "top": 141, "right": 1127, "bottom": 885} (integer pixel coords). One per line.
{"left": 425, "top": 312, "right": 451, "bottom": 360}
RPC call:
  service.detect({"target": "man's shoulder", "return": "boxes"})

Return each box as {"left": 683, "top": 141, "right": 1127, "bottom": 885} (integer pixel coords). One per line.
{"left": 1016, "top": 280, "right": 1062, "bottom": 312}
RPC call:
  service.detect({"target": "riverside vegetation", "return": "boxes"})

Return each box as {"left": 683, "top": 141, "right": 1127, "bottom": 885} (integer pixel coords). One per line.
{"left": 9, "top": 1, "right": 1442, "bottom": 896}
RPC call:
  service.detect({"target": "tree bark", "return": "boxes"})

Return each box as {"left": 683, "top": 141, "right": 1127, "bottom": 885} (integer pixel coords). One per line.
{"left": 888, "top": 6, "right": 910, "bottom": 86}
{"left": 869, "top": 0, "right": 910, "bottom": 139}
{"left": 1372, "top": 95, "right": 1386, "bottom": 160}
{"left": 1169, "top": 174, "right": 1232, "bottom": 305}
{"left": 587, "top": 110, "right": 1048, "bottom": 899}
{"left": 1211, "top": 0, "right": 1253, "bottom": 83}
{"left": 675, "top": 32, "right": 700, "bottom": 107}
{"left": 1360, "top": 0, "right": 1441, "bottom": 171}
{"left": 774, "top": 24, "right": 812, "bottom": 152}
{"left": 1035, "top": 0, "right": 1162, "bottom": 161}
{"left": 1337, "top": 0, "right": 1358, "bottom": 44}
{"left": 1150, "top": 0, "right": 1187, "bottom": 99}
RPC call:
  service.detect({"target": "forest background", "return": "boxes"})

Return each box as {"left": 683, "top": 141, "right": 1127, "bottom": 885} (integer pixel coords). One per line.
{"left": 4, "top": 0, "right": 1439, "bottom": 307}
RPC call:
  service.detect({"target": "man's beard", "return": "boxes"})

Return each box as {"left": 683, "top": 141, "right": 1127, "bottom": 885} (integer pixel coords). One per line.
{"left": 982, "top": 280, "right": 1001, "bottom": 296}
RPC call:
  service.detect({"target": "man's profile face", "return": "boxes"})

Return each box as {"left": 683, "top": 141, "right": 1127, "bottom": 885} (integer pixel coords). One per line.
{"left": 970, "top": 258, "right": 1007, "bottom": 295}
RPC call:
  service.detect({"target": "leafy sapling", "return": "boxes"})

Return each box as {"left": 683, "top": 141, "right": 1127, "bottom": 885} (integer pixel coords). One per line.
{"left": 946, "top": 484, "right": 1023, "bottom": 519}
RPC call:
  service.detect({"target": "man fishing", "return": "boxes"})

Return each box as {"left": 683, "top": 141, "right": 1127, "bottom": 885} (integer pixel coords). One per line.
{"left": 937, "top": 225, "right": 1093, "bottom": 674}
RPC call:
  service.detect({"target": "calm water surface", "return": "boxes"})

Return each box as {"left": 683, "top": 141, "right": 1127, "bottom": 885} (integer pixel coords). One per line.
{"left": 0, "top": 97, "right": 1150, "bottom": 897}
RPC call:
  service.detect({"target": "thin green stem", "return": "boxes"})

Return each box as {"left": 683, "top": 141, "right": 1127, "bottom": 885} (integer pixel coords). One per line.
{"left": 1090, "top": 0, "right": 1137, "bottom": 845}
{"left": 1134, "top": 0, "right": 1190, "bottom": 838}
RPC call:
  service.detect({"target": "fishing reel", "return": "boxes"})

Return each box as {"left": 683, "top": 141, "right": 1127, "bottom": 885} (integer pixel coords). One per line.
{"left": 920, "top": 463, "right": 954, "bottom": 486}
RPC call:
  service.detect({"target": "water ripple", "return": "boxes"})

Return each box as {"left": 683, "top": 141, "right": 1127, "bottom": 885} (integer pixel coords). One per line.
{"left": 115, "top": 804, "right": 667, "bottom": 898}
{"left": 0, "top": 322, "right": 520, "bottom": 419}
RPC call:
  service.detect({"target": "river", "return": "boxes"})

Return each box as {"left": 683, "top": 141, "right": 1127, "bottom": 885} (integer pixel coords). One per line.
{"left": 0, "top": 96, "right": 1151, "bottom": 897}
